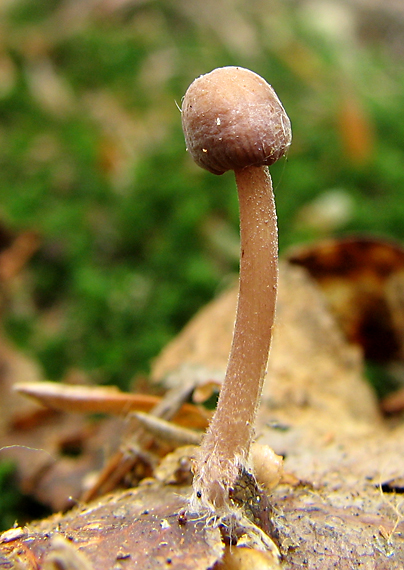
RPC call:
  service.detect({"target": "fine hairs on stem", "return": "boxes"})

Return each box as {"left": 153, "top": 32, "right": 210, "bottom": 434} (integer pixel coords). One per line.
{"left": 181, "top": 66, "right": 292, "bottom": 510}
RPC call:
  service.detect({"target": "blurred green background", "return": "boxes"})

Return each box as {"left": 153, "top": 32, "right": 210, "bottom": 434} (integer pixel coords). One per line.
{"left": 1, "top": 0, "right": 404, "bottom": 390}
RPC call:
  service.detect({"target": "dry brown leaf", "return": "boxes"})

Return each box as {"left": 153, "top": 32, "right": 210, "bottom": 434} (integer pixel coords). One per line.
{"left": 287, "top": 236, "right": 404, "bottom": 362}
{"left": 3, "top": 257, "right": 404, "bottom": 567}
{"left": 381, "top": 386, "right": 404, "bottom": 413}
{"left": 338, "top": 93, "right": 374, "bottom": 165}
{"left": 2, "top": 378, "right": 208, "bottom": 510}
{"left": 152, "top": 261, "right": 379, "bottom": 427}
{"left": 217, "top": 545, "right": 280, "bottom": 570}
{"left": 14, "top": 381, "right": 209, "bottom": 429}
{"left": 3, "top": 430, "right": 404, "bottom": 569}
{"left": 0, "top": 410, "right": 123, "bottom": 511}
{"left": 0, "top": 483, "right": 224, "bottom": 570}
{"left": 14, "top": 381, "right": 162, "bottom": 414}
{"left": 0, "top": 336, "right": 46, "bottom": 436}
{"left": 42, "top": 535, "right": 94, "bottom": 570}
{"left": 0, "top": 230, "right": 40, "bottom": 283}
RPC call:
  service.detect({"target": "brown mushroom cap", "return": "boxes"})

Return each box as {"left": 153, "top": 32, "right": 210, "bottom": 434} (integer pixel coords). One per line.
{"left": 181, "top": 66, "right": 292, "bottom": 175}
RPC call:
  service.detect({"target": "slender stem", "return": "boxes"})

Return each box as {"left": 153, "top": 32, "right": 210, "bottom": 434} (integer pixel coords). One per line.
{"left": 192, "top": 165, "right": 278, "bottom": 507}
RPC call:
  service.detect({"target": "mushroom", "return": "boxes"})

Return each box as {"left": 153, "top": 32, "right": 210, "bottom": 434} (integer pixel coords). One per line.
{"left": 181, "top": 66, "right": 292, "bottom": 510}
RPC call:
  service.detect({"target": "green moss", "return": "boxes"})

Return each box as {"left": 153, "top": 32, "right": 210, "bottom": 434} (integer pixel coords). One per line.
{"left": 0, "top": 1, "right": 403, "bottom": 391}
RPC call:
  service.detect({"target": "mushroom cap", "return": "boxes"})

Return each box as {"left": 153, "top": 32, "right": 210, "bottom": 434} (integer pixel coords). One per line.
{"left": 181, "top": 66, "right": 292, "bottom": 175}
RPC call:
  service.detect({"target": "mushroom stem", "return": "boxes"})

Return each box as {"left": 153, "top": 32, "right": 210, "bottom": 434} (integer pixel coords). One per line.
{"left": 181, "top": 66, "right": 291, "bottom": 510}
{"left": 193, "top": 164, "right": 278, "bottom": 507}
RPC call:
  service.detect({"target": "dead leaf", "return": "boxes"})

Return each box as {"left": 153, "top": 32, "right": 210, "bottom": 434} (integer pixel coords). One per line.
{"left": 3, "top": 256, "right": 404, "bottom": 567}
{"left": 0, "top": 483, "right": 224, "bottom": 570}
{"left": 193, "top": 381, "right": 220, "bottom": 405}
{"left": 0, "top": 336, "right": 46, "bottom": 436}
{"left": 0, "top": 230, "right": 40, "bottom": 283}
{"left": 14, "top": 381, "right": 209, "bottom": 429}
{"left": 338, "top": 93, "right": 374, "bottom": 165}
{"left": 0, "top": 411, "right": 123, "bottom": 511}
{"left": 287, "top": 236, "right": 404, "bottom": 362}
{"left": 14, "top": 382, "right": 162, "bottom": 414}
{"left": 381, "top": 387, "right": 404, "bottom": 413}
{"left": 152, "top": 261, "right": 379, "bottom": 427}
{"left": 217, "top": 545, "right": 280, "bottom": 570}
{"left": 43, "top": 536, "right": 94, "bottom": 570}
{"left": 132, "top": 412, "right": 202, "bottom": 446}
{"left": 79, "top": 380, "right": 209, "bottom": 503}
